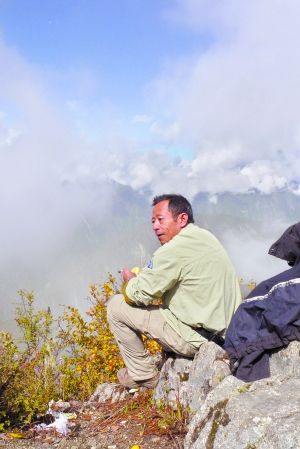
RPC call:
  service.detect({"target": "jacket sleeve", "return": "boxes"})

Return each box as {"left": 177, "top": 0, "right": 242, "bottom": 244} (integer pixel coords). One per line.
{"left": 125, "top": 247, "right": 181, "bottom": 306}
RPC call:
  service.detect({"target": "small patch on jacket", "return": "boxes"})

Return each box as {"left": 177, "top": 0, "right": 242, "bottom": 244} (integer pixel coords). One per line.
{"left": 147, "top": 259, "right": 153, "bottom": 269}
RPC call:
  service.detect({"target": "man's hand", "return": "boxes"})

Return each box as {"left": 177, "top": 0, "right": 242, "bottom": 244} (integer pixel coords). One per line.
{"left": 120, "top": 268, "right": 137, "bottom": 282}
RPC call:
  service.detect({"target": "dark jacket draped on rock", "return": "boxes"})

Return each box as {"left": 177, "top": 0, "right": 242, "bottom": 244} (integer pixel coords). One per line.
{"left": 224, "top": 221, "right": 300, "bottom": 382}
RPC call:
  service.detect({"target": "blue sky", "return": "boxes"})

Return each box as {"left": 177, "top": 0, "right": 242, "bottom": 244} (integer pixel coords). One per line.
{"left": 1, "top": 0, "right": 300, "bottom": 263}
{"left": 1, "top": 0, "right": 299, "bottom": 188}
{"left": 0, "top": 0, "right": 211, "bottom": 124}
{"left": 1, "top": 0, "right": 300, "bottom": 200}
{"left": 0, "top": 0, "right": 216, "bottom": 166}
{"left": 1, "top": 0, "right": 300, "bottom": 326}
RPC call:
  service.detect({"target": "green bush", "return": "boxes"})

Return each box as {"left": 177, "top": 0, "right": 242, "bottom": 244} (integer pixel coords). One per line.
{"left": 0, "top": 276, "right": 123, "bottom": 428}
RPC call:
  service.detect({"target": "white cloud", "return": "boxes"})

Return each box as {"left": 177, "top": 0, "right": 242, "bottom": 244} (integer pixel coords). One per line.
{"left": 241, "top": 162, "right": 287, "bottom": 194}
{"left": 0, "top": 125, "right": 20, "bottom": 147}
{"left": 143, "top": 0, "right": 300, "bottom": 195}
{"left": 209, "top": 195, "right": 218, "bottom": 205}
{"left": 0, "top": 40, "right": 119, "bottom": 306}
{"left": 3, "top": 0, "right": 297, "bottom": 205}
{"left": 1, "top": 1, "right": 300, "bottom": 328}
{"left": 2, "top": 1, "right": 299, "bottom": 214}
{"left": 150, "top": 120, "right": 181, "bottom": 142}
{"left": 2, "top": 0, "right": 300, "bottom": 253}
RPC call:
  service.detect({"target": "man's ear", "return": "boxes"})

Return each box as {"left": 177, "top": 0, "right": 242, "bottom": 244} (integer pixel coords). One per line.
{"left": 178, "top": 212, "right": 189, "bottom": 228}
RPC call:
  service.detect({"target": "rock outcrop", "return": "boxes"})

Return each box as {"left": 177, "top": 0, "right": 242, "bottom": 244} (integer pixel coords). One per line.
{"left": 88, "top": 341, "right": 300, "bottom": 449}
{"left": 185, "top": 373, "right": 300, "bottom": 449}
{"left": 154, "top": 342, "right": 230, "bottom": 411}
{"left": 154, "top": 341, "right": 300, "bottom": 449}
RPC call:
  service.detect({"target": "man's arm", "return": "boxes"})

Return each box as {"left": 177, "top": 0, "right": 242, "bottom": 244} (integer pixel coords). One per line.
{"left": 125, "top": 250, "right": 181, "bottom": 306}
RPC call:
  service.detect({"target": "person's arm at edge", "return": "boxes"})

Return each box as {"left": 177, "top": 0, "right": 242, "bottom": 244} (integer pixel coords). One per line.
{"left": 125, "top": 250, "right": 181, "bottom": 307}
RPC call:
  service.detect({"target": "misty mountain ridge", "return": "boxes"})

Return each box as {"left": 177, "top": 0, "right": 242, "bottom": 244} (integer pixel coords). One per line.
{"left": 1, "top": 187, "right": 299, "bottom": 333}
{"left": 193, "top": 190, "right": 299, "bottom": 231}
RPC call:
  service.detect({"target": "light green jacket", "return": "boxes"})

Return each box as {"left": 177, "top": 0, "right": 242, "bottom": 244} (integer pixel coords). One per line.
{"left": 126, "top": 224, "right": 241, "bottom": 347}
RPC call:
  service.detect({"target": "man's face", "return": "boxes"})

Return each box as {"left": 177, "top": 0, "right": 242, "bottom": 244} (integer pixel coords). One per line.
{"left": 152, "top": 200, "right": 187, "bottom": 245}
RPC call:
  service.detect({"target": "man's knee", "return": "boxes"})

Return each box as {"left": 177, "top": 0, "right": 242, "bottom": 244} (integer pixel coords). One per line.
{"left": 106, "top": 294, "right": 124, "bottom": 322}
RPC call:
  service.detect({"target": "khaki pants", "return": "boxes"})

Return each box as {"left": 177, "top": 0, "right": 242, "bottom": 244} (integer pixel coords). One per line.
{"left": 107, "top": 294, "right": 201, "bottom": 381}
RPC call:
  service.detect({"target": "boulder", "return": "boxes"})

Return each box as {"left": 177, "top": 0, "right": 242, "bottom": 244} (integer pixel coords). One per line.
{"left": 185, "top": 374, "right": 300, "bottom": 449}
{"left": 186, "top": 342, "right": 231, "bottom": 412}
{"left": 154, "top": 342, "right": 231, "bottom": 410}
{"left": 185, "top": 342, "right": 300, "bottom": 449}
{"left": 154, "top": 354, "right": 193, "bottom": 408}
{"left": 270, "top": 340, "right": 300, "bottom": 376}
{"left": 87, "top": 341, "right": 300, "bottom": 449}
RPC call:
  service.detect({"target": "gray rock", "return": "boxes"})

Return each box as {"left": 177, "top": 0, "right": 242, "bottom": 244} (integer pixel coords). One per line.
{"left": 185, "top": 341, "right": 300, "bottom": 449}
{"left": 154, "top": 354, "right": 193, "bottom": 408}
{"left": 185, "top": 374, "right": 300, "bottom": 449}
{"left": 270, "top": 340, "right": 300, "bottom": 376}
{"left": 153, "top": 341, "right": 300, "bottom": 448}
{"left": 154, "top": 342, "right": 231, "bottom": 410}
{"left": 89, "top": 382, "right": 128, "bottom": 403}
{"left": 186, "top": 342, "right": 231, "bottom": 412}
{"left": 87, "top": 341, "right": 300, "bottom": 449}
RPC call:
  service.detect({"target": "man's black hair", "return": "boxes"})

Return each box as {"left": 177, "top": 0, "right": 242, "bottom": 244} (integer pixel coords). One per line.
{"left": 152, "top": 194, "right": 194, "bottom": 224}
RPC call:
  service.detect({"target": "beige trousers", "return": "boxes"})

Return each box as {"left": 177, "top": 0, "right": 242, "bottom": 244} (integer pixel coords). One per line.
{"left": 107, "top": 294, "right": 201, "bottom": 381}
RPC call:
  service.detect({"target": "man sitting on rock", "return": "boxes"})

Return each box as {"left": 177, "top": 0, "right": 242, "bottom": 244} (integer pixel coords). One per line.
{"left": 107, "top": 194, "right": 241, "bottom": 389}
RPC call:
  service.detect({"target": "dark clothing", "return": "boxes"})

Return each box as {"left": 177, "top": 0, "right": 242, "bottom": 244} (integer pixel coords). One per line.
{"left": 268, "top": 221, "right": 300, "bottom": 266}
{"left": 224, "top": 278, "right": 300, "bottom": 382}
{"left": 224, "top": 221, "right": 300, "bottom": 382}
{"left": 248, "top": 221, "right": 300, "bottom": 298}
{"left": 246, "top": 262, "right": 300, "bottom": 298}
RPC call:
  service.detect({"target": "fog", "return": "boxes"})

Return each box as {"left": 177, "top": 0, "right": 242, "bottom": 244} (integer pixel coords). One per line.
{"left": 1, "top": 1, "right": 300, "bottom": 331}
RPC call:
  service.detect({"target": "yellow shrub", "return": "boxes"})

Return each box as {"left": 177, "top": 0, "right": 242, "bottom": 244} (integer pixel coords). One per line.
{"left": 0, "top": 273, "right": 163, "bottom": 428}
{"left": 58, "top": 274, "right": 124, "bottom": 400}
